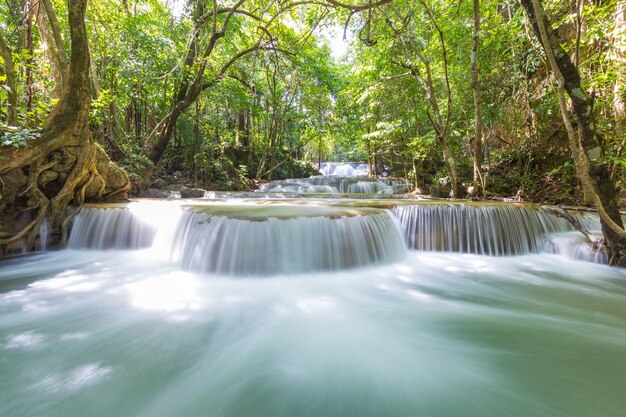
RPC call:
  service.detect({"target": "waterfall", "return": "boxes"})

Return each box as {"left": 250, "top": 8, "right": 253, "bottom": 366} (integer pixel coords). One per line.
{"left": 68, "top": 200, "right": 614, "bottom": 271}
{"left": 68, "top": 207, "right": 158, "bottom": 249}
{"left": 331, "top": 164, "right": 357, "bottom": 176}
{"left": 319, "top": 162, "right": 370, "bottom": 176}
{"left": 171, "top": 208, "right": 407, "bottom": 275}
{"left": 69, "top": 202, "right": 407, "bottom": 274}
{"left": 347, "top": 181, "right": 393, "bottom": 194}
{"left": 259, "top": 176, "right": 401, "bottom": 194}
{"left": 392, "top": 203, "right": 567, "bottom": 255}
{"left": 260, "top": 179, "right": 338, "bottom": 194}
{"left": 547, "top": 234, "right": 608, "bottom": 264}
{"left": 38, "top": 218, "right": 49, "bottom": 251}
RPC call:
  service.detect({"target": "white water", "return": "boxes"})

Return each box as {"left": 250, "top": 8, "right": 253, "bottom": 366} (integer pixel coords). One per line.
{"left": 319, "top": 162, "right": 369, "bottom": 176}
{"left": 1, "top": 249, "right": 625, "bottom": 417}
{"left": 67, "top": 200, "right": 608, "bottom": 266}
{"left": 38, "top": 219, "right": 48, "bottom": 251}
{"left": 259, "top": 176, "right": 401, "bottom": 194}
{"left": 392, "top": 203, "right": 567, "bottom": 255}
{"left": 1, "top": 198, "right": 623, "bottom": 416}
{"left": 347, "top": 181, "right": 393, "bottom": 194}
{"left": 171, "top": 209, "right": 406, "bottom": 274}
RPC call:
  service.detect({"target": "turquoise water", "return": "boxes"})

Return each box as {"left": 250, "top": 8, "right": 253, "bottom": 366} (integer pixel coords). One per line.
{"left": 1, "top": 249, "right": 625, "bottom": 417}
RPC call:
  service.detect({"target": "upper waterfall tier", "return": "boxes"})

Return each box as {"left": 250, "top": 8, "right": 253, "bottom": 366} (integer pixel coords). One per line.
{"left": 258, "top": 176, "right": 406, "bottom": 194}
{"left": 319, "top": 162, "right": 370, "bottom": 176}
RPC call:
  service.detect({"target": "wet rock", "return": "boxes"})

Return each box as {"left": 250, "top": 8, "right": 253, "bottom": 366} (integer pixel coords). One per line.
{"left": 162, "top": 175, "right": 179, "bottom": 184}
{"left": 167, "top": 184, "right": 183, "bottom": 192}
{"left": 145, "top": 188, "right": 170, "bottom": 198}
{"left": 152, "top": 178, "right": 168, "bottom": 189}
{"left": 0, "top": 168, "right": 28, "bottom": 206}
{"left": 180, "top": 187, "right": 205, "bottom": 198}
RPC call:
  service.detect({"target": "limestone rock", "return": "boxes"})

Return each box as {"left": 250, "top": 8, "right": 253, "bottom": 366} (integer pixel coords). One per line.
{"left": 166, "top": 184, "right": 183, "bottom": 192}
{"left": 152, "top": 178, "right": 168, "bottom": 189}
{"left": 180, "top": 187, "right": 205, "bottom": 198}
{"left": 145, "top": 188, "right": 170, "bottom": 198}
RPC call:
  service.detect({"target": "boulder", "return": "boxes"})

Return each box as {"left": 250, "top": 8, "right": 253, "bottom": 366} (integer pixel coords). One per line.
{"left": 145, "top": 188, "right": 170, "bottom": 198}
{"left": 166, "top": 184, "right": 183, "bottom": 192}
{"left": 180, "top": 187, "right": 206, "bottom": 198}
{"left": 151, "top": 178, "right": 168, "bottom": 189}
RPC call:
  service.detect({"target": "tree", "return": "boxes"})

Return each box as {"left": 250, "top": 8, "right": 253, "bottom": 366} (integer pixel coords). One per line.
{"left": 0, "top": 29, "right": 17, "bottom": 125}
{"left": 0, "top": 0, "right": 129, "bottom": 251}
{"left": 520, "top": 0, "right": 626, "bottom": 264}
{"left": 614, "top": 0, "right": 625, "bottom": 143}
{"left": 383, "top": 0, "right": 465, "bottom": 197}
{"left": 470, "top": 0, "right": 484, "bottom": 194}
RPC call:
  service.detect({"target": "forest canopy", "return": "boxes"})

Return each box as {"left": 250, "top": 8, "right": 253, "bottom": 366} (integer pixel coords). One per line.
{"left": 0, "top": 0, "right": 625, "bottom": 259}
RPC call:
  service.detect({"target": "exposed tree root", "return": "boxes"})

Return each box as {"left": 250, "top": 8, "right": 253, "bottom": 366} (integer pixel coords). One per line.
{"left": 0, "top": 138, "right": 130, "bottom": 252}
{"left": 0, "top": 0, "right": 130, "bottom": 254}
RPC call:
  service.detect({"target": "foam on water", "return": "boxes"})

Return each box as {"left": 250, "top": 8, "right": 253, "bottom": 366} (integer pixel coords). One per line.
{"left": 67, "top": 200, "right": 613, "bottom": 268}
{"left": 0, "top": 250, "right": 625, "bottom": 417}
{"left": 171, "top": 208, "right": 406, "bottom": 274}
{"left": 392, "top": 203, "right": 567, "bottom": 255}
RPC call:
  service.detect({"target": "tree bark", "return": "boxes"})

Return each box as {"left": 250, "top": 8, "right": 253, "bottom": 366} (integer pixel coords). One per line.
{"left": 35, "top": 0, "right": 64, "bottom": 98}
{"left": 614, "top": 0, "right": 626, "bottom": 143}
{"left": 520, "top": 0, "right": 626, "bottom": 265}
{"left": 470, "top": 0, "right": 484, "bottom": 195}
{"left": 0, "top": 0, "right": 130, "bottom": 252}
{"left": 24, "top": 1, "right": 34, "bottom": 113}
{"left": 0, "top": 30, "right": 17, "bottom": 125}
{"left": 41, "top": 0, "right": 69, "bottom": 90}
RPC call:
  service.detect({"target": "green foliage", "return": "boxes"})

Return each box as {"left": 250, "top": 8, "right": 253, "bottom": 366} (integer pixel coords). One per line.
{"left": 0, "top": 0, "right": 623, "bottom": 202}
{"left": 0, "top": 127, "right": 42, "bottom": 148}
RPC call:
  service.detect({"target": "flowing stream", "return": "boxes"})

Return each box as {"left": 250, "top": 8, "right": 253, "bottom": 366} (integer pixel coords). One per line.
{"left": 1, "top": 196, "right": 625, "bottom": 417}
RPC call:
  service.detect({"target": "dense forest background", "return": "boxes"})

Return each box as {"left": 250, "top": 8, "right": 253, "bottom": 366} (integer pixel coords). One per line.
{"left": 0, "top": 0, "right": 625, "bottom": 254}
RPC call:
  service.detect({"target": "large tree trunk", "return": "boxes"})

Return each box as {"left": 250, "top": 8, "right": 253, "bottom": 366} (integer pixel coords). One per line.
{"left": 235, "top": 108, "right": 250, "bottom": 163}
{"left": 41, "top": 0, "right": 69, "bottom": 94}
{"left": 520, "top": 0, "right": 626, "bottom": 265}
{"left": 470, "top": 0, "right": 484, "bottom": 195}
{"left": 0, "top": 30, "right": 17, "bottom": 125}
{"left": 614, "top": 0, "right": 626, "bottom": 143}
{"left": 36, "top": 0, "right": 64, "bottom": 98}
{"left": 24, "top": 1, "right": 34, "bottom": 113}
{"left": 0, "top": 0, "right": 130, "bottom": 253}
{"left": 440, "top": 135, "right": 463, "bottom": 198}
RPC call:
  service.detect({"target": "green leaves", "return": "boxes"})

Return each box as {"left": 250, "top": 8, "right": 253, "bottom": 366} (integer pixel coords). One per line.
{"left": 0, "top": 127, "right": 42, "bottom": 148}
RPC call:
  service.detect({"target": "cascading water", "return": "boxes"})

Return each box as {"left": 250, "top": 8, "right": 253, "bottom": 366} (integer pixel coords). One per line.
{"left": 68, "top": 202, "right": 406, "bottom": 274}
{"left": 392, "top": 203, "right": 567, "bottom": 255}
{"left": 548, "top": 234, "right": 609, "bottom": 264}
{"left": 346, "top": 181, "right": 393, "bottom": 194}
{"left": 259, "top": 179, "right": 338, "bottom": 194}
{"left": 38, "top": 219, "right": 48, "bottom": 252}
{"left": 67, "top": 199, "right": 610, "bottom": 265}
{"left": 319, "top": 162, "right": 369, "bottom": 176}
{"left": 2, "top": 197, "right": 625, "bottom": 417}
{"left": 68, "top": 206, "right": 157, "bottom": 249}
{"left": 259, "top": 176, "right": 400, "bottom": 194}
{"left": 171, "top": 207, "right": 406, "bottom": 274}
